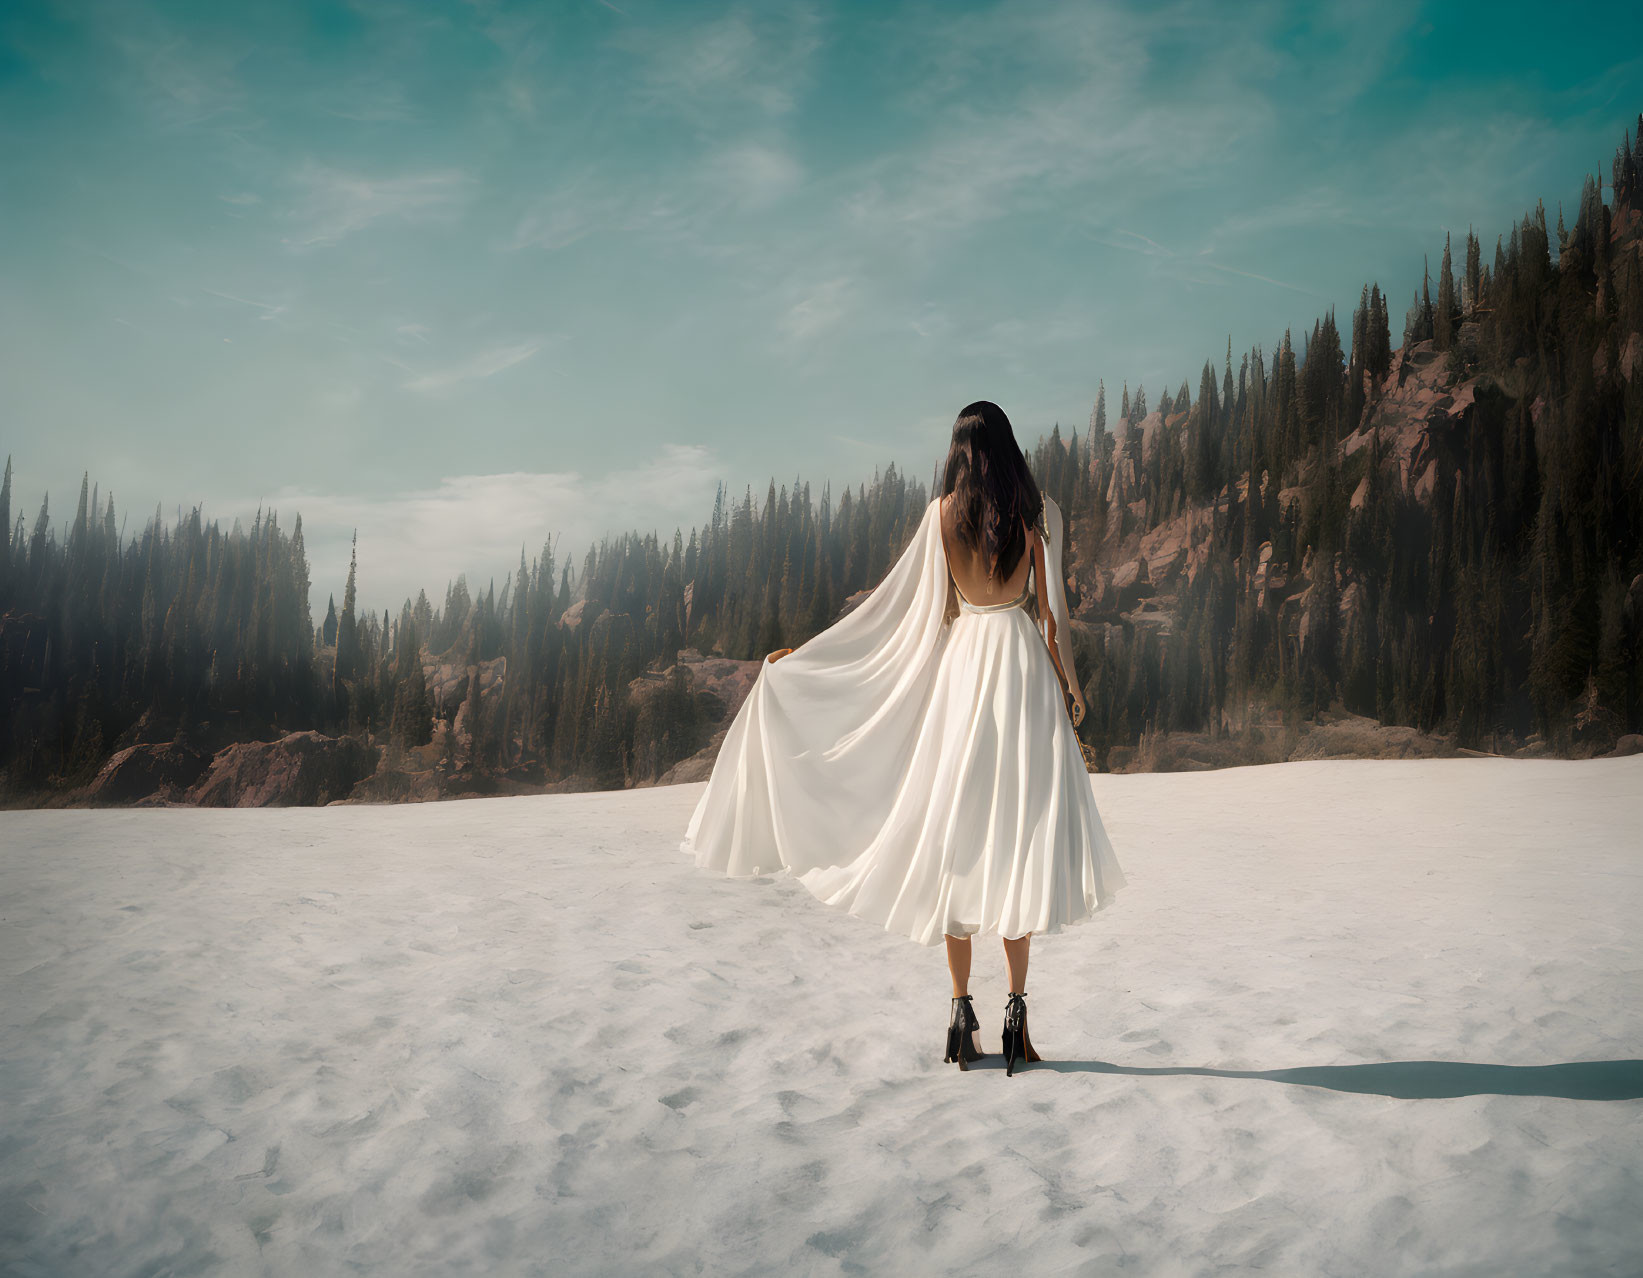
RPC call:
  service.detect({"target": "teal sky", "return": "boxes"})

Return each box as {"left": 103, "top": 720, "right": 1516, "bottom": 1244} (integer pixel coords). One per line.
{"left": 2, "top": 0, "right": 1639, "bottom": 622}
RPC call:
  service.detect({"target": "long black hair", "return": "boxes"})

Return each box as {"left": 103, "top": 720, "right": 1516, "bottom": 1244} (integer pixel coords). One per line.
{"left": 939, "top": 400, "right": 1043, "bottom": 583}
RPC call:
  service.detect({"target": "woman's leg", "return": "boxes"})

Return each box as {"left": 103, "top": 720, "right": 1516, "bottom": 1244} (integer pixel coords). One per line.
{"left": 944, "top": 933, "right": 972, "bottom": 997}
{"left": 1002, "top": 932, "right": 1031, "bottom": 994}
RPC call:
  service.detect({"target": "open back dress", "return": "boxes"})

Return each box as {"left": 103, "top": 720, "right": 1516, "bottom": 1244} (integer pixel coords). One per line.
{"left": 679, "top": 493, "right": 1125, "bottom": 947}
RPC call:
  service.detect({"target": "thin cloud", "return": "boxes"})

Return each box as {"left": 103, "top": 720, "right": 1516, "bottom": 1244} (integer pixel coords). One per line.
{"left": 94, "top": 1, "right": 251, "bottom": 129}
{"left": 238, "top": 443, "right": 722, "bottom": 617}
{"left": 1112, "top": 229, "right": 1176, "bottom": 257}
{"left": 607, "top": 5, "right": 825, "bottom": 126}
{"left": 1201, "top": 260, "right": 1335, "bottom": 300}
{"left": 778, "top": 276, "right": 854, "bottom": 343}
{"left": 279, "top": 161, "right": 476, "bottom": 249}
{"left": 842, "top": 80, "right": 1273, "bottom": 252}
{"left": 1078, "top": 219, "right": 1330, "bottom": 300}
{"left": 199, "top": 286, "right": 289, "bottom": 322}
{"left": 832, "top": 1, "right": 1349, "bottom": 263}
{"left": 467, "top": 0, "right": 555, "bottom": 124}
{"left": 505, "top": 139, "right": 805, "bottom": 254}
{"left": 394, "top": 339, "right": 550, "bottom": 394}
{"left": 703, "top": 142, "right": 805, "bottom": 211}
{"left": 312, "top": 73, "right": 419, "bottom": 123}
{"left": 504, "top": 177, "right": 627, "bottom": 253}
{"left": 1198, "top": 186, "right": 1364, "bottom": 253}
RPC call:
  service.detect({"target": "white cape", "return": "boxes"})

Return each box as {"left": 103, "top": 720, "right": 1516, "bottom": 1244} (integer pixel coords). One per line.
{"left": 679, "top": 494, "right": 1120, "bottom": 942}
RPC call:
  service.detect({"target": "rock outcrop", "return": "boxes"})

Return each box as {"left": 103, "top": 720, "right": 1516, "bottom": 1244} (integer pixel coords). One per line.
{"left": 654, "top": 648, "right": 764, "bottom": 785}
{"left": 86, "top": 741, "right": 213, "bottom": 805}
{"left": 1338, "top": 338, "right": 1473, "bottom": 500}
{"left": 186, "top": 730, "right": 380, "bottom": 807}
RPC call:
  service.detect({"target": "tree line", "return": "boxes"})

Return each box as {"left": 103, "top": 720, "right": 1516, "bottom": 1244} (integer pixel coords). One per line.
{"left": 2, "top": 114, "right": 1639, "bottom": 793}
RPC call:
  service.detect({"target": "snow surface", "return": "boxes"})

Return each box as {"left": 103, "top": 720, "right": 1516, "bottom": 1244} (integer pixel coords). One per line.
{"left": 2, "top": 757, "right": 1641, "bottom": 1276}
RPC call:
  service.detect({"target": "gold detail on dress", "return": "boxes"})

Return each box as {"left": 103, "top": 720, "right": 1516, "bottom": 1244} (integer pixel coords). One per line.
{"left": 956, "top": 577, "right": 1032, "bottom": 613}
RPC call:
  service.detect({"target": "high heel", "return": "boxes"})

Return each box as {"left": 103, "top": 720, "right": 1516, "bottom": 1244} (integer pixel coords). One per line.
{"left": 943, "top": 994, "right": 986, "bottom": 1069}
{"left": 1001, "top": 992, "right": 1042, "bottom": 1076}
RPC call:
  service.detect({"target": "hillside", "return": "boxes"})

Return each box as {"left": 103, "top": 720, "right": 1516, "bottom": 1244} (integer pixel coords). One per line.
{"left": 5, "top": 116, "right": 1643, "bottom": 805}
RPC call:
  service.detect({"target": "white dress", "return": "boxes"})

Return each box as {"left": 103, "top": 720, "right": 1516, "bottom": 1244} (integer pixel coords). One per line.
{"left": 679, "top": 494, "right": 1126, "bottom": 947}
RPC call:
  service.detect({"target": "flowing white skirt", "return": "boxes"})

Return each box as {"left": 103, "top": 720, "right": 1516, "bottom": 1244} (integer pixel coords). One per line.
{"left": 793, "top": 602, "right": 1127, "bottom": 945}
{"left": 680, "top": 495, "right": 1125, "bottom": 948}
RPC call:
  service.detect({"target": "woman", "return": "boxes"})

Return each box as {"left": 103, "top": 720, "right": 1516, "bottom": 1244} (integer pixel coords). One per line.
{"left": 680, "top": 401, "right": 1126, "bottom": 1076}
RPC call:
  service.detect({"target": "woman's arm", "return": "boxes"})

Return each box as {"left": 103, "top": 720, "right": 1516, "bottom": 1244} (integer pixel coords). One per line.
{"left": 1042, "top": 498, "right": 1085, "bottom": 722}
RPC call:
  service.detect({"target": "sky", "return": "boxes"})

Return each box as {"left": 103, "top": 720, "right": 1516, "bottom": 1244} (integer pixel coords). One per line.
{"left": 1, "top": 0, "right": 1639, "bottom": 623}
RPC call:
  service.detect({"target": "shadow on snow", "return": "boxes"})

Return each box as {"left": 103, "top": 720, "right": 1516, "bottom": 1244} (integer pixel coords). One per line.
{"left": 960, "top": 1057, "right": 1643, "bottom": 1099}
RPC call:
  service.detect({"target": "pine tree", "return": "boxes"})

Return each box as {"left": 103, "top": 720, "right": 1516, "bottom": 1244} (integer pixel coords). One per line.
{"left": 1436, "top": 232, "right": 1456, "bottom": 350}
{"left": 0, "top": 455, "right": 11, "bottom": 599}
{"left": 1464, "top": 226, "right": 1482, "bottom": 313}
{"left": 332, "top": 529, "right": 360, "bottom": 724}
{"left": 1420, "top": 254, "right": 1435, "bottom": 343}
{"left": 290, "top": 513, "right": 313, "bottom": 672}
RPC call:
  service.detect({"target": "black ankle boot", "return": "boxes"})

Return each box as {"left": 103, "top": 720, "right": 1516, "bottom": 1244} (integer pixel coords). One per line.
{"left": 943, "top": 994, "right": 985, "bottom": 1069}
{"left": 1001, "top": 991, "right": 1042, "bottom": 1077}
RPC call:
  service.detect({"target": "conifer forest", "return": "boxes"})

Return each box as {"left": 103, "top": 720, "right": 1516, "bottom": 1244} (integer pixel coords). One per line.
{"left": 3, "top": 116, "right": 1641, "bottom": 802}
